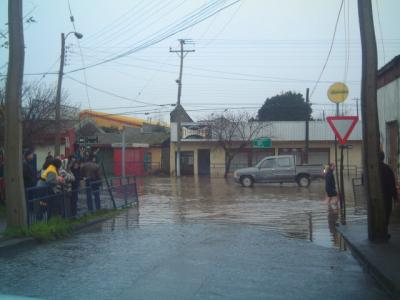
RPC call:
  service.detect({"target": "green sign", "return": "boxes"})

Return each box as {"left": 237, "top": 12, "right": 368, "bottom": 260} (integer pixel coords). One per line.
{"left": 252, "top": 137, "right": 272, "bottom": 148}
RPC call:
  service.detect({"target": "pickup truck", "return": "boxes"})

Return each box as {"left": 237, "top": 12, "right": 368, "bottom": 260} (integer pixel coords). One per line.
{"left": 233, "top": 155, "right": 323, "bottom": 187}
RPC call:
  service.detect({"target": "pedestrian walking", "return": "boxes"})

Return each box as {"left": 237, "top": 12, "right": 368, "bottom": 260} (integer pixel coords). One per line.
{"left": 81, "top": 155, "right": 102, "bottom": 212}
{"left": 325, "top": 163, "right": 338, "bottom": 206}
{"left": 379, "top": 151, "right": 398, "bottom": 239}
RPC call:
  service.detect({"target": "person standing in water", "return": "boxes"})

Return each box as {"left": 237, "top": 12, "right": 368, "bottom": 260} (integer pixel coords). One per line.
{"left": 325, "top": 163, "right": 338, "bottom": 206}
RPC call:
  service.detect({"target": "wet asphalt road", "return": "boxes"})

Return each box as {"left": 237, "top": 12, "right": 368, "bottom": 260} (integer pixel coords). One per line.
{"left": 0, "top": 176, "right": 387, "bottom": 300}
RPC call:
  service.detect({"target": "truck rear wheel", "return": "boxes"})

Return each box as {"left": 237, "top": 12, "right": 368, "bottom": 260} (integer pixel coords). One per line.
{"left": 240, "top": 176, "right": 254, "bottom": 187}
{"left": 297, "top": 175, "right": 310, "bottom": 187}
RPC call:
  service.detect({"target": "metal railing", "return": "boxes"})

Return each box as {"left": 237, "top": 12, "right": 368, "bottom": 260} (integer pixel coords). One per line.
{"left": 117, "top": 161, "right": 162, "bottom": 176}
{"left": 25, "top": 176, "right": 138, "bottom": 226}
{"left": 352, "top": 177, "right": 367, "bottom": 209}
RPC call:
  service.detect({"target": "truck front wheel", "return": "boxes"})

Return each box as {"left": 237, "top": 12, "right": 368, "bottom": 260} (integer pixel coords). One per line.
{"left": 297, "top": 175, "right": 310, "bottom": 187}
{"left": 240, "top": 176, "right": 254, "bottom": 187}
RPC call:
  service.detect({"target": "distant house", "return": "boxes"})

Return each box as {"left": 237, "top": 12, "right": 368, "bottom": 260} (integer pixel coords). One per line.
{"left": 170, "top": 106, "right": 363, "bottom": 177}
{"left": 377, "top": 55, "right": 400, "bottom": 178}
{"left": 65, "top": 112, "right": 170, "bottom": 176}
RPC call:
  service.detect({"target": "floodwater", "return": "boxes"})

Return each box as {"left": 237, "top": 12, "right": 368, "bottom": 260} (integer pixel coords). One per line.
{"left": 0, "top": 176, "right": 389, "bottom": 300}
{"left": 134, "top": 176, "right": 366, "bottom": 248}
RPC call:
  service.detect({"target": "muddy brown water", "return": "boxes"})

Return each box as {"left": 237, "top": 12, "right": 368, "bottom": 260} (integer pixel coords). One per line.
{"left": 116, "top": 176, "right": 367, "bottom": 249}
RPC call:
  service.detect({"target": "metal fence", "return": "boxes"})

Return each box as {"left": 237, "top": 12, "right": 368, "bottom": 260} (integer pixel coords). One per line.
{"left": 25, "top": 176, "right": 138, "bottom": 226}
{"left": 352, "top": 177, "right": 367, "bottom": 209}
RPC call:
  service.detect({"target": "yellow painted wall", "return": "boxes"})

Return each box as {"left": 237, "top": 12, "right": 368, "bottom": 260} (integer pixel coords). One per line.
{"left": 148, "top": 147, "right": 162, "bottom": 171}
{"left": 170, "top": 142, "right": 226, "bottom": 177}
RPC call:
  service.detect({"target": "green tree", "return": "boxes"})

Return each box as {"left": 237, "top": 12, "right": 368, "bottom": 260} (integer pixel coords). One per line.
{"left": 257, "top": 91, "right": 312, "bottom": 121}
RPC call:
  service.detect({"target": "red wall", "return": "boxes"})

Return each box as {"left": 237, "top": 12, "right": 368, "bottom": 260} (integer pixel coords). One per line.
{"left": 113, "top": 148, "right": 146, "bottom": 176}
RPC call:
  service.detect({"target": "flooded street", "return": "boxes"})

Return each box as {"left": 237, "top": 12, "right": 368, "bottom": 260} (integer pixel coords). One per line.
{"left": 137, "top": 176, "right": 366, "bottom": 248}
{"left": 0, "top": 176, "right": 387, "bottom": 300}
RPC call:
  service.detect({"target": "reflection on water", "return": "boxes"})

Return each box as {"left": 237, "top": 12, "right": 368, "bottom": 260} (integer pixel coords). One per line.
{"left": 100, "top": 176, "right": 367, "bottom": 249}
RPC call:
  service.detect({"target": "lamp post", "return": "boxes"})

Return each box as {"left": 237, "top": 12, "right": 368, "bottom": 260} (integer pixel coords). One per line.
{"left": 54, "top": 31, "right": 83, "bottom": 157}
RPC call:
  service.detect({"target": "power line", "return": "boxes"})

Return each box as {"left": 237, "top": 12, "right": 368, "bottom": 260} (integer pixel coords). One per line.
{"left": 67, "top": 0, "right": 92, "bottom": 110}
{"left": 310, "top": 0, "right": 344, "bottom": 99}
{"left": 375, "top": 0, "right": 386, "bottom": 64}
{"left": 65, "top": 75, "right": 169, "bottom": 107}
{"left": 64, "top": 0, "right": 241, "bottom": 75}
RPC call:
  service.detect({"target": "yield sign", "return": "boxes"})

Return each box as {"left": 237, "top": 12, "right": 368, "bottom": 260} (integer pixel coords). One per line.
{"left": 326, "top": 116, "right": 359, "bottom": 145}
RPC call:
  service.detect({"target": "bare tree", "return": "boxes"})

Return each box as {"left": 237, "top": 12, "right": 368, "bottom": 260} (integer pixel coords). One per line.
{"left": 0, "top": 81, "right": 79, "bottom": 148}
{"left": 205, "top": 112, "right": 269, "bottom": 178}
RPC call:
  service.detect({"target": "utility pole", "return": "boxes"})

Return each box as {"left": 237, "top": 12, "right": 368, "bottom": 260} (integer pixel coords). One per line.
{"left": 335, "top": 104, "right": 340, "bottom": 204}
{"left": 121, "top": 127, "right": 126, "bottom": 178}
{"left": 54, "top": 31, "right": 82, "bottom": 157}
{"left": 170, "top": 39, "right": 194, "bottom": 176}
{"left": 304, "top": 88, "right": 310, "bottom": 163}
{"left": 353, "top": 97, "right": 360, "bottom": 117}
{"left": 5, "top": 0, "right": 27, "bottom": 227}
{"left": 54, "top": 33, "right": 66, "bottom": 157}
{"left": 358, "top": 0, "right": 387, "bottom": 241}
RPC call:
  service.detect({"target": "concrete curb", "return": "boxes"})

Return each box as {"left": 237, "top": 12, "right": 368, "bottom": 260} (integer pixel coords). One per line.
{"left": 337, "top": 225, "right": 399, "bottom": 300}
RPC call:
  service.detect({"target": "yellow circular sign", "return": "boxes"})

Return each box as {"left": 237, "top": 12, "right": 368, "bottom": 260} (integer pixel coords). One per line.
{"left": 327, "top": 82, "right": 349, "bottom": 103}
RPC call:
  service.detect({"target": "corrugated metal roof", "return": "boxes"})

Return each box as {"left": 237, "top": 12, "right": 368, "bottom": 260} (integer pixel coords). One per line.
{"left": 260, "top": 121, "right": 362, "bottom": 141}
{"left": 171, "top": 121, "right": 362, "bottom": 142}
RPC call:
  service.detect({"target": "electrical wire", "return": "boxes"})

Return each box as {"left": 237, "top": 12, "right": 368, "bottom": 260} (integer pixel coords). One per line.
{"left": 201, "top": 0, "right": 243, "bottom": 48}
{"left": 375, "top": 0, "right": 386, "bottom": 64}
{"left": 64, "top": 0, "right": 241, "bottom": 75}
{"left": 65, "top": 75, "right": 169, "bottom": 107}
{"left": 67, "top": 0, "right": 92, "bottom": 110}
{"left": 310, "top": 0, "right": 344, "bottom": 99}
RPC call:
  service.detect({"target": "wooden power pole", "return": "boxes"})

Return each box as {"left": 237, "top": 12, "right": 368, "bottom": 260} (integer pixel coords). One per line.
{"left": 5, "top": 0, "right": 27, "bottom": 227}
{"left": 54, "top": 33, "right": 66, "bottom": 157}
{"left": 170, "top": 39, "right": 194, "bottom": 177}
{"left": 358, "top": 0, "right": 387, "bottom": 241}
{"left": 304, "top": 88, "right": 310, "bottom": 163}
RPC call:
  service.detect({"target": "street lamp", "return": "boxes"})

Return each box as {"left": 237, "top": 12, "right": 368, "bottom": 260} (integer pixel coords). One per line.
{"left": 54, "top": 31, "right": 83, "bottom": 157}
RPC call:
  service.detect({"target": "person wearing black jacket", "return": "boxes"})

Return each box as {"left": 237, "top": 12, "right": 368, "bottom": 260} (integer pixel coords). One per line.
{"left": 325, "top": 163, "right": 338, "bottom": 206}
{"left": 23, "top": 149, "right": 37, "bottom": 189}
{"left": 379, "top": 151, "right": 398, "bottom": 238}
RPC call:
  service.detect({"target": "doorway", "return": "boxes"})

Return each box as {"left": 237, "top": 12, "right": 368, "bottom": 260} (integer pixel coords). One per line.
{"left": 198, "top": 149, "right": 211, "bottom": 176}
{"left": 176, "top": 151, "right": 194, "bottom": 176}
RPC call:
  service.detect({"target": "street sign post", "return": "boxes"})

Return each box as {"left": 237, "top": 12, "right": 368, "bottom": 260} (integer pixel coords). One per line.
{"left": 326, "top": 116, "right": 359, "bottom": 145}
{"left": 326, "top": 116, "right": 358, "bottom": 221}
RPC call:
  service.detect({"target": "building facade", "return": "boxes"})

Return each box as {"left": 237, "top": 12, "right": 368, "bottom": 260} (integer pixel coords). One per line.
{"left": 377, "top": 55, "right": 400, "bottom": 178}
{"left": 170, "top": 120, "right": 363, "bottom": 177}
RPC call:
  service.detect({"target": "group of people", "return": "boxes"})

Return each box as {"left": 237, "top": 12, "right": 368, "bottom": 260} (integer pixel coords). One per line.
{"left": 324, "top": 151, "right": 398, "bottom": 240}
{"left": 23, "top": 149, "right": 102, "bottom": 218}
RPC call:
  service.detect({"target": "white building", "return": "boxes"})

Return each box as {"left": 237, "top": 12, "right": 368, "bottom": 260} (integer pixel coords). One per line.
{"left": 377, "top": 55, "right": 400, "bottom": 177}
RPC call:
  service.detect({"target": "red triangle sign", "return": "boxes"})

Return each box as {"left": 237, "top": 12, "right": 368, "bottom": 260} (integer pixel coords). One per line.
{"left": 326, "top": 116, "right": 359, "bottom": 145}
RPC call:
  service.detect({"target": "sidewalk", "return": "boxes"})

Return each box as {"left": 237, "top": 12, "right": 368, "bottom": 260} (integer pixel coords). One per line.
{"left": 337, "top": 221, "right": 400, "bottom": 300}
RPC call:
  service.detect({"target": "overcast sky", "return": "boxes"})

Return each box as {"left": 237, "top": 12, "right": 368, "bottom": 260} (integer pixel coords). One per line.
{"left": 1, "top": 0, "right": 400, "bottom": 123}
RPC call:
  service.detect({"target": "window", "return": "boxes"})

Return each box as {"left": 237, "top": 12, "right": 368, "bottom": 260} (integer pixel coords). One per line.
{"left": 277, "top": 157, "right": 291, "bottom": 167}
{"left": 260, "top": 159, "right": 275, "bottom": 169}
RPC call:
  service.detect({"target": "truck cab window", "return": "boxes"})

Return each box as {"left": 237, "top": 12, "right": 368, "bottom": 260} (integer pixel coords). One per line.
{"left": 277, "top": 157, "right": 291, "bottom": 167}
{"left": 260, "top": 159, "right": 275, "bottom": 169}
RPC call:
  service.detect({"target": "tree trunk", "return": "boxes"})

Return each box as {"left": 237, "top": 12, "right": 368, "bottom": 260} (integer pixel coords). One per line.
{"left": 224, "top": 155, "right": 233, "bottom": 178}
{"left": 5, "top": 0, "right": 27, "bottom": 228}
